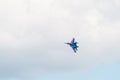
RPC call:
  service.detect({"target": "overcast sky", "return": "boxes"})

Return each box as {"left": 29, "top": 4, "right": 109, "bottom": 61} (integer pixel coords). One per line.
{"left": 0, "top": 0, "right": 120, "bottom": 80}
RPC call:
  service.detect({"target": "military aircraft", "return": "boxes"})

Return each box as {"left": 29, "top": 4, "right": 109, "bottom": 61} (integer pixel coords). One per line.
{"left": 65, "top": 38, "right": 79, "bottom": 53}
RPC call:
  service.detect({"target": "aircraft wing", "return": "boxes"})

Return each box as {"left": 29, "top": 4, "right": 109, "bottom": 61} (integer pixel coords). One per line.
{"left": 71, "top": 46, "right": 77, "bottom": 53}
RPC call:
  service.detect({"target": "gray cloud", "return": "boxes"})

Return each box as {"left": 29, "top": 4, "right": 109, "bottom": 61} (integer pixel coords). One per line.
{"left": 0, "top": 0, "right": 120, "bottom": 79}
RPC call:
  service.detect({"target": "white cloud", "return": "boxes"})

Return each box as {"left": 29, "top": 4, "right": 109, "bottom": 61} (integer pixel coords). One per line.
{"left": 0, "top": 0, "right": 120, "bottom": 79}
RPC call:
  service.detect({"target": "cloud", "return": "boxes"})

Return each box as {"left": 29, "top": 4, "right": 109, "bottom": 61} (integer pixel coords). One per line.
{"left": 0, "top": 0, "right": 120, "bottom": 79}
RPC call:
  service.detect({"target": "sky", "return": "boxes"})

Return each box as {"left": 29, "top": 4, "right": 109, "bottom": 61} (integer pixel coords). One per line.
{"left": 0, "top": 0, "right": 120, "bottom": 80}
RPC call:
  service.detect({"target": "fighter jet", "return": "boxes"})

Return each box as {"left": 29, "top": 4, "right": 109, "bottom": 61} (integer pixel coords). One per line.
{"left": 65, "top": 38, "right": 79, "bottom": 53}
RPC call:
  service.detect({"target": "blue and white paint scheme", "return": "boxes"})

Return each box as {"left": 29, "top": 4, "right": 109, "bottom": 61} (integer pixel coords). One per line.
{"left": 65, "top": 38, "right": 79, "bottom": 53}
